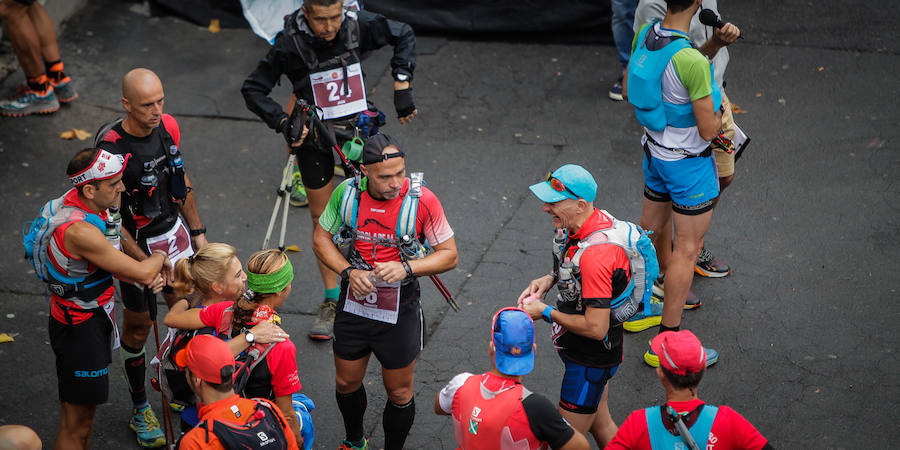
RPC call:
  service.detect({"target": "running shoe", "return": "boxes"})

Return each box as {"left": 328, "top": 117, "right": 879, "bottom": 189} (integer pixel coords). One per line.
{"left": 695, "top": 246, "right": 731, "bottom": 277}
{"left": 338, "top": 437, "right": 368, "bottom": 450}
{"left": 169, "top": 400, "right": 186, "bottom": 413}
{"left": 290, "top": 169, "right": 309, "bottom": 207}
{"left": 129, "top": 405, "right": 166, "bottom": 448}
{"left": 0, "top": 86, "right": 59, "bottom": 117}
{"left": 609, "top": 75, "right": 624, "bottom": 101}
{"left": 652, "top": 276, "right": 702, "bottom": 309}
{"left": 623, "top": 297, "right": 663, "bottom": 333}
{"left": 644, "top": 340, "right": 719, "bottom": 368}
{"left": 50, "top": 77, "right": 78, "bottom": 103}
{"left": 308, "top": 300, "right": 336, "bottom": 341}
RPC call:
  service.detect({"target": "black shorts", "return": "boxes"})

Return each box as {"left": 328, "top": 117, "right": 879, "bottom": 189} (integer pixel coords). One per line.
{"left": 118, "top": 279, "right": 156, "bottom": 313}
{"left": 295, "top": 117, "right": 358, "bottom": 190}
{"left": 49, "top": 309, "right": 113, "bottom": 404}
{"left": 333, "top": 282, "right": 426, "bottom": 370}
{"left": 14, "top": 0, "right": 38, "bottom": 6}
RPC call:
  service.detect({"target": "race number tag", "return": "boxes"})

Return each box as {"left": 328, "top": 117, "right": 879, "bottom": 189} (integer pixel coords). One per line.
{"left": 144, "top": 216, "right": 194, "bottom": 264}
{"left": 343, "top": 280, "right": 401, "bottom": 324}
{"left": 310, "top": 62, "right": 367, "bottom": 120}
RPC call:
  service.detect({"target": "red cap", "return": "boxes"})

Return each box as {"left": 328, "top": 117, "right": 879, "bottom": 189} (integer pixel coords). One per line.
{"left": 651, "top": 330, "right": 706, "bottom": 376}
{"left": 174, "top": 335, "right": 234, "bottom": 384}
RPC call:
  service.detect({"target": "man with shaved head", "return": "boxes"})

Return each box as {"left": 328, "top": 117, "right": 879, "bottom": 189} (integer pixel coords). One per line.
{"left": 96, "top": 68, "right": 208, "bottom": 448}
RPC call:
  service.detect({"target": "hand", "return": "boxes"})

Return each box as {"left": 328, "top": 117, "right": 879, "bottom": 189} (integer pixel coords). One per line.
{"left": 393, "top": 85, "right": 417, "bottom": 125}
{"left": 712, "top": 22, "right": 740, "bottom": 46}
{"left": 517, "top": 275, "right": 554, "bottom": 303}
{"left": 249, "top": 321, "right": 289, "bottom": 344}
{"left": 520, "top": 297, "right": 547, "bottom": 320}
{"left": 148, "top": 274, "right": 166, "bottom": 294}
{"left": 191, "top": 234, "right": 208, "bottom": 251}
{"left": 348, "top": 269, "right": 375, "bottom": 298}
{"left": 279, "top": 117, "right": 307, "bottom": 148}
{"left": 373, "top": 260, "right": 406, "bottom": 284}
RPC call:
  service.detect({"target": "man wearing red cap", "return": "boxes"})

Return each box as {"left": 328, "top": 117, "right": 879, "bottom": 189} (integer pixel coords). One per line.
{"left": 607, "top": 330, "right": 771, "bottom": 449}
{"left": 177, "top": 335, "right": 299, "bottom": 450}
{"left": 47, "top": 148, "right": 171, "bottom": 450}
{"left": 435, "top": 307, "right": 589, "bottom": 450}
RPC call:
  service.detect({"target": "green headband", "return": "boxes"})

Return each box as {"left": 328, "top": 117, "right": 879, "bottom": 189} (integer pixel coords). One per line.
{"left": 246, "top": 257, "right": 294, "bottom": 294}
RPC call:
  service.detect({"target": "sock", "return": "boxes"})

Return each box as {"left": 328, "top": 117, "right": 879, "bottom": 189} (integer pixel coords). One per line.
{"left": 382, "top": 397, "right": 415, "bottom": 450}
{"left": 324, "top": 287, "right": 340, "bottom": 301}
{"left": 336, "top": 386, "right": 367, "bottom": 445}
{"left": 26, "top": 74, "right": 50, "bottom": 93}
{"left": 120, "top": 342, "right": 148, "bottom": 408}
{"left": 659, "top": 324, "right": 680, "bottom": 333}
{"left": 45, "top": 60, "right": 66, "bottom": 83}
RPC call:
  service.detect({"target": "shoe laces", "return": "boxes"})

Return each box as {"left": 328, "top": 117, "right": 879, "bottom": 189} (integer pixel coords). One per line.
{"left": 137, "top": 407, "right": 161, "bottom": 431}
{"left": 698, "top": 247, "right": 715, "bottom": 263}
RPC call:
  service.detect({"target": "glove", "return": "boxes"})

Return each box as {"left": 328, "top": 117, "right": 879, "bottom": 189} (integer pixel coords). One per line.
{"left": 393, "top": 87, "right": 416, "bottom": 118}
{"left": 281, "top": 105, "right": 307, "bottom": 145}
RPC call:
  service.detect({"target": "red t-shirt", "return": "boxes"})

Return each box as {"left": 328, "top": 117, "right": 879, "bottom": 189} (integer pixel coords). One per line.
{"left": 607, "top": 399, "right": 769, "bottom": 450}
{"left": 199, "top": 302, "right": 302, "bottom": 397}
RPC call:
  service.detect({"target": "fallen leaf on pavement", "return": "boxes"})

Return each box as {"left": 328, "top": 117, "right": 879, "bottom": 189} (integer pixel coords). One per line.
{"left": 284, "top": 245, "right": 301, "bottom": 252}
{"left": 209, "top": 19, "right": 221, "bottom": 33}
{"left": 731, "top": 103, "right": 746, "bottom": 114}
{"left": 59, "top": 128, "right": 91, "bottom": 140}
{"left": 0, "top": 333, "right": 18, "bottom": 343}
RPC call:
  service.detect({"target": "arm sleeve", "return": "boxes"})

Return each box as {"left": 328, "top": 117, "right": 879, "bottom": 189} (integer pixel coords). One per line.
{"left": 317, "top": 180, "right": 350, "bottom": 234}
{"left": 268, "top": 341, "right": 302, "bottom": 397}
{"left": 358, "top": 11, "right": 416, "bottom": 80}
{"left": 672, "top": 48, "right": 713, "bottom": 101}
{"left": 579, "top": 245, "right": 630, "bottom": 308}
{"left": 437, "top": 373, "right": 473, "bottom": 414}
{"left": 417, "top": 188, "right": 454, "bottom": 246}
{"left": 521, "top": 393, "right": 575, "bottom": 449}
{"left": 241, "top": 41, "right": 291, "bottom": 131}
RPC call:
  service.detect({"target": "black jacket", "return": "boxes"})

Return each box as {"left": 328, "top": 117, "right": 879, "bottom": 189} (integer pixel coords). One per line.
{"left": 241, "top": 9, "right": 415, "bottom": 130}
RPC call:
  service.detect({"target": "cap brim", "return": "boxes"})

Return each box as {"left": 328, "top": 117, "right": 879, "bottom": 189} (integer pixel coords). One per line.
{"left": 495, "top": 351, "right": 534, "bottom": 376}
{"left": 174, "top": 348, "right": 189, "bottom": 369}
{"left": 529, "top": 181, "right": 574, "bottom": 203}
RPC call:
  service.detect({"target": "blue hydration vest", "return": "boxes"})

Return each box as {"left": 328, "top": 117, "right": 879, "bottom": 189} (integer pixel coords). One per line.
{"left": 645, "top": 404, "right": 719, "bottom": 449}
{"left": 627, "top": 23, "right": 722, "bottom": 132}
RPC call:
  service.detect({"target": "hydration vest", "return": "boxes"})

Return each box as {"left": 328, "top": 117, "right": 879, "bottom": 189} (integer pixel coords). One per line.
{"left": 452, "top": 374, "right": 545, "bottom": 450}
{"left": 198, "top": 398, "right": 291, "bottom": 450}
{"left": 22, "top": 189, "right": 114, "bottom": 308}
{"left": 627, "top": 23, "right": 722, "bottom": 132}
{"left": 645, "top": 404, "right": 719, "bottom": 450}
{"left": 284, "top": 8, "right": 362, "bottom": 97}
{"left": 553, "top": 210, "right": 659, "bottom": 324}
{"left": 216, "top": 304, "right": 278, "bottom": 399}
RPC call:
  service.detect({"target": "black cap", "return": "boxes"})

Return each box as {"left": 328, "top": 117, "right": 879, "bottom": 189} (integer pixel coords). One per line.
{"left": 362, "top": 133, "right": 405, "bottom": 165}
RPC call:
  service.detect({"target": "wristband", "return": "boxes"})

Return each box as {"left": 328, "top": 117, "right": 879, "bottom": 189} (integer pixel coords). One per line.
{"left": 152, "top": 250, "right": 168, "bottom": 259}
{"left": 402, "top": 261, "right": 414, "bottom": 278}
{"left": 542, "top": 305, "right": 556, "bottom": 324}
{"left": 340, "top": 267, "right": 353, "bottom": 282}
{"left": 189, "top": 227, "right": 206, "bottom": 237}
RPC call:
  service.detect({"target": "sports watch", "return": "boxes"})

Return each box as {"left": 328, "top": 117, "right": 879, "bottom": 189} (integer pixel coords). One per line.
{"left": 244, "top": 331, "right": 255, "bottom": 344}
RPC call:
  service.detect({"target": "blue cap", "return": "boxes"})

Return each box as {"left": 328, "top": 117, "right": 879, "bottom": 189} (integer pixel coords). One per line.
{"left": 529, "top": 164, "right": 597, "bottom": 203}
{"left": 492, "top": 308, "right": 535, "bottom": 376}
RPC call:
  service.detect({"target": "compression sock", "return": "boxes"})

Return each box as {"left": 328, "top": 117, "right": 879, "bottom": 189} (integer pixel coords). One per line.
{"left": 26, "top": 74, "right": 50, "bottom": 93}
{"left": 382, "top": 397, "right": 415, "bottom": 450}
{"left": 324, "top": 287, "right": 340, "bottom": 301}
{"left": 659, "top": 324, "right": 680, "bottom": 334}
{"left": 336, "top": 386, "right": 367, "bottom": 445}
{"left": 45, "top": 60, "right": 67, "bottom": 83}
{"left": 120, "top": 343, "right": 148, "bottom": 408}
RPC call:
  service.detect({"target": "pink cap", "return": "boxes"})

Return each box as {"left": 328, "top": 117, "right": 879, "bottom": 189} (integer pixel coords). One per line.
{"left": 651, "top": 330, "right": 706, "bottom": 375}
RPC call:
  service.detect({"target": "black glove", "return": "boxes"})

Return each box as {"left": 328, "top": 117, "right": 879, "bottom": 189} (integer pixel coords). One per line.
{"left": 280, "top": 105, "right": 307, "bottom": 145}
{"left": 394, "top": 87, "right": 416, "bottom": 118}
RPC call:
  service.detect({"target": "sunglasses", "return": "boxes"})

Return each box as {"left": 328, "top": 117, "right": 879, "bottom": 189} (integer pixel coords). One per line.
{"left": 545, "top": 172, "right": 580, "bottom": 199}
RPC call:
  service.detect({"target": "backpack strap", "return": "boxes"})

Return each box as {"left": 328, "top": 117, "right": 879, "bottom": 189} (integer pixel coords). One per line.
{"left": 339, "top": 178, "right": 360, "bottom": 229}
{"left": 93, "top": 118, "right": 123, "bottom": 147}
{"left": 396, "top": 173, "right": 423, "bottom": 240}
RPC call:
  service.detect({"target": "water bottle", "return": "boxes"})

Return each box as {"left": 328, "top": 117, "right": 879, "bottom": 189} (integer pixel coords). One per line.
{"left": 552, "top": 228, "right": 567, "bottom": 260}
{"left": 105, "top": 206, "right": 121, "bottom": 250}
{"left": 399, "top": 235, "right": 425, "bottom": 260}
{"left": 557, "top": 260, "right": 579, "bottom": 304}
{"left": 140, "top": 160, "right": 161, "bottom": 218}
{"left": 168, "top": 144, "right": 188, "bottom": 199}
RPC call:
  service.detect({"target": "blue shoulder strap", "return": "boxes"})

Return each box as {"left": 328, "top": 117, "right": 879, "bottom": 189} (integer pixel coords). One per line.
{"left": 645, "top": 404, "right": 719, "bottom": 449}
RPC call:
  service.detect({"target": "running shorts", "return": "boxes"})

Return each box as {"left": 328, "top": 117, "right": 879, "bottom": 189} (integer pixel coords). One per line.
{"left": 49, "top": 309, "right": 113, "bottom": 404}
{"left": 557, "top": 353, "right": 618, "bottom": 414}
{"left": 643, "top": 151, "right": 719, "bottom": 215}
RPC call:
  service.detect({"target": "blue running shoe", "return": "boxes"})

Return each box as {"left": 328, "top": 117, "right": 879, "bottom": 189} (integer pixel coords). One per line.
{"left": 0, "top": 87, "right": 59, "bottom": 117}
{"left": 129, "top": 405, "right": 166, "bottom": 448}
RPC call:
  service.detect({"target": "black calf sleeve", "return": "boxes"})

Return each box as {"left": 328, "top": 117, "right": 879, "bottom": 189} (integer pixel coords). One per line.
{"left": 120, "top": 342, "right": 147, "bottom": 407}
{"left": 336, "top": 386, "right": 367, "bottom": 444}
{"left": 383, "top": 397, "right": 415, "bottom": 450}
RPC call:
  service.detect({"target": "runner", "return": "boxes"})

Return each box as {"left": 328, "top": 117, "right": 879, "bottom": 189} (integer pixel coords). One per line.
{"left": 242, "top": 0, "right": 418, "bottom": 340}
{"left": 312, "top": 133, "right": 458, "bottom": 449}
{"left": 435, "top": 307, "right": 589, "bottom": 450}
{"left": 97, "top": 67, "right": 208, "bottom": 448}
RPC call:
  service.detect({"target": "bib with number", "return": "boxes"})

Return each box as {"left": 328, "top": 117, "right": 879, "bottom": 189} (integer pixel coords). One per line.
{"left": 144, "top": 216, "right": 194, "bottom": 264}
{"left": 343, "top": 279, "right": 401, "bottom": 324}
{"left": 310, "top": 63, "right": 367, "bottom": 120}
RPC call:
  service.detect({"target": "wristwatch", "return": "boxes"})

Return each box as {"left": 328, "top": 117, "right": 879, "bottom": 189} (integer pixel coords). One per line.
{"left": 340, "top": 267, "right": 354, "bottom": 281}
{"left": 542, "top": 305, "right": 556, "bottom": 324}
{"left": 189, "top": 227, "right": 206, "bottom": 237}
{"left": 244, "top": 331, "right": 255, "bottom": 344}
{"left": 394, "top": 73, "right": 409, "bottom": 82}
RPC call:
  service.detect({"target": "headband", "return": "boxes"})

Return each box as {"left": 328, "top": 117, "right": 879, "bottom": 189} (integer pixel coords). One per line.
{"left": 69, "top": 150, "right": 131, "bottom": 186}
{"left": 246, "top": 257, "right": 294, "bottom": 294}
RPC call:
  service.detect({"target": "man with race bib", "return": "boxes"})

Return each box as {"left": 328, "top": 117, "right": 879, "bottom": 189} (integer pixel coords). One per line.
{"left": 97, "top": 68, "right": 208, "bottom": 448}
{"left": 312, "top": 134, "right": 457, "bottom": 450}
{"left": 242, "top": 0, "right": 418, "bottom": 341}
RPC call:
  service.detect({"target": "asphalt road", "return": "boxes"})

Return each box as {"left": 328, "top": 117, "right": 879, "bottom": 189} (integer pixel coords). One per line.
{"left": 0, "top": 1, "right": 897, "bottom": 449}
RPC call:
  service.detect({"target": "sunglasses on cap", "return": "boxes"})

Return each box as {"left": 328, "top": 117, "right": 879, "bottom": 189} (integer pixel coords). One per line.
{"left": 545, "top": 172, "right": 580, "bottom": 200}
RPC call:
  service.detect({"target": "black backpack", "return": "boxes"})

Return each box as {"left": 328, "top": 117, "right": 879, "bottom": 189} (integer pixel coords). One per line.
{"left": 195, "top": 399, "right": 291, "bottom": 449}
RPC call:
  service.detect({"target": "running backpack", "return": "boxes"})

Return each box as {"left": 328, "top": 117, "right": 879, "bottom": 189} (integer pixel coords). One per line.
{"left": 570, "top": 210, "right": 659, "bottom": 324}
{"left": 198, "top": 398, "right": 291, "bottom": 449}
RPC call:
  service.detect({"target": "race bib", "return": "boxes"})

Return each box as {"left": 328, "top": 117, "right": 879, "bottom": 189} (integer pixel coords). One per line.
{"left": 310, "top": 62, "right": 367, "bottom": 120}
{"left": 144, "top": 216, "right": 194, "bottom": 264}
{"left": 343, "top": 279, "right": 401, "bottom": 324}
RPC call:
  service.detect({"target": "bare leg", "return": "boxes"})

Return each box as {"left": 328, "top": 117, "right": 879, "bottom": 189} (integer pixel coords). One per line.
{"left": 662, "top": 210, "right": 713, "bottom": 328}
{"left": 26, "top": 1, "right": 60, "bottom": 63}
{"left": 589, "top": 386, "right": 618, "bottom": 448}
{"left": 0, "top": 0, "right": 43, "bottom": 77}
{"left": 54, "top": 402, "right": 96, "bottom": 450}
{"left": 307, "top": 183, "right": 338, "bottom": 291}
{"left": 639, "top": 197, "right": 673, "bottom": 276}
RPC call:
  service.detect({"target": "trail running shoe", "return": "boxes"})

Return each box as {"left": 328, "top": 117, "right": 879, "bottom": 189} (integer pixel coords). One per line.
{"left": 695, "top": 246, "right": 731, "bottom": 277}
{"left": 290, "top": 169, "right": 309, "bottom": 207}
{"left": 652, "top": 276, "right": 702, "bottom": 309}
{"left": 338, "top": 437, "right": 368, "bottom": 450}
{"left": 129, "top": 405, "right": 166, "bottom": 448}
{"left": 50, "top": 77, "right": 78, "bottom": 103}
{"left": 308, "top": 300, "right": 336, "bottom": 341}
{"left": 644, "top": 340, "right": 719, "bottom": 368}
{"left": 0, "top": 87, "right": 59, "bottom": 117}
{"left": 608, "top": 75, "right": 624, "bottom": 101}
{"left": 623, "top": 298, "right": 664, "bottom": 333}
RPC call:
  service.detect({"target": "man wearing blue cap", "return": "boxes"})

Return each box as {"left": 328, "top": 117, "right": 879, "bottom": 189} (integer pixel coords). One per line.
{"left": 516, "top": 164, "right": 630, "bottom": 447}
{"left": 435, "top": 307, "right": 588, "bottom": 450}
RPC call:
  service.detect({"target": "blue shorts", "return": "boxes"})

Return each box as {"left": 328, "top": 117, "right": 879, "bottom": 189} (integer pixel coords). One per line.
{"left": 558, "top": 353, "right": 619, "bottom": 414}
{"left": 642, "top": 151, "right": 719, "bottom": 215}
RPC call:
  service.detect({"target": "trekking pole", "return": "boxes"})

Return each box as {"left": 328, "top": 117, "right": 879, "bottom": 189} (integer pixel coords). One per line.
{"left": 262, "top": 153, "right": 296, "bottom": 250}
{"left": 146, "top": 288, "right": 177, "bottom": 449}
{"left": 429, "top": 275, "right": 461, "bottom": 312}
